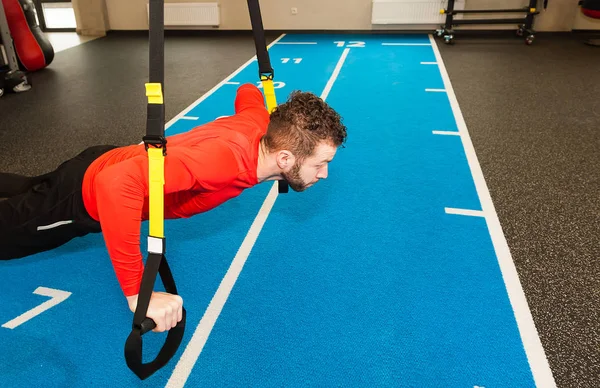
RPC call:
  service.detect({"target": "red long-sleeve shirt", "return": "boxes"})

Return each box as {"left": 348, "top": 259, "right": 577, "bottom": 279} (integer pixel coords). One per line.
{"left": 82, "top": 83, "right": 269, "bottom": 296}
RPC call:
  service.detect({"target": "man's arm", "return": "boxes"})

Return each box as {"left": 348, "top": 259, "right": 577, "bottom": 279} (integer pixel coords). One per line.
{"left": 234, "top": 83, "right": 269, "bottom": 117}
{"left": 94, "top": 142, "right": 239, "bottom": 297}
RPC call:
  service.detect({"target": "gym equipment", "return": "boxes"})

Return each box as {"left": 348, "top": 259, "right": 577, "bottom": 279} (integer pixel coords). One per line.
{"left": 580, "top": 0, "right": 600, "bottom": 46}
{"left": 247, "top": 0, "right": 288, "bottom": 193}
{"left": 123, "top": 0, "right": 186, "bottom": 380}
{"left": 435, "top": 0, "right": 546, "bottom": 45}
{"left": 0, "top": 0, "right": 31, "bottom": 96}
{"left": 123, "top": 0, "right": 282, "bottom": 380}
{"left": 1, "top": 68, "right": 30, "bottom": 93}
{"left": 2, "top": 0, "right": 54, "bottom": 71}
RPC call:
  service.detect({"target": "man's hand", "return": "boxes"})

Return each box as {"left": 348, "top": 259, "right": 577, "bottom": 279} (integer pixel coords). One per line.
{"left": 126, "top": 292, "right": 184, "bottom": 332}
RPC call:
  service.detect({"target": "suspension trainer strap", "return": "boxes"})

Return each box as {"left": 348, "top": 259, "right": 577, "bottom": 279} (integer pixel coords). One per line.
{"left": 246, "top": 0, "right": 288, "bottom": 193}
{"left": 246, "top": 1, "right": 272, "bottom": 83}
{"left": 124, "top": 0, "right": 186, "bottom": 380}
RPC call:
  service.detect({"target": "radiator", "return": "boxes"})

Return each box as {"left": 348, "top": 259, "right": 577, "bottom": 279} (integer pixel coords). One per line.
{"left": 372, "top": 0, "right": 465, "bottom": 24}
{"left": 147, "top": 2, "right": 220, "bottom": 27}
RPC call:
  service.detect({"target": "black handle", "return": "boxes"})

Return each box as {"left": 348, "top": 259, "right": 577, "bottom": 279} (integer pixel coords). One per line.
{"left": 124, "top": 249, "right": 185, "bottom": 380}
{"left": 140, "top": 317, "right": 157, "bottom": 335}
{"left": 138, "top": 315, "right": 188, "bottom": 335}
{"left": 125, "top": 308, "right": 186, "bottom": 380}
{"left": 278, "top": 179, "right": 289, "bottom": 193}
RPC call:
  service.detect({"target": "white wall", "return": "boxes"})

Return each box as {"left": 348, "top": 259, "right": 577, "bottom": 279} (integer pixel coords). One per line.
{"left": 73, "top": 0, "right": 110, "bottom": 35}
{"left": 105, "top": 0, "right": 373, "bottom": 31}
{"left": 101, "top": 0, "right": 600, "bottom": 32}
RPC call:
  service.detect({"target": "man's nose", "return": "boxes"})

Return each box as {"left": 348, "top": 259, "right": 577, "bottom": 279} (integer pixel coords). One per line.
{"left": 317, "top": 165, "right": 328, "bottom": 179}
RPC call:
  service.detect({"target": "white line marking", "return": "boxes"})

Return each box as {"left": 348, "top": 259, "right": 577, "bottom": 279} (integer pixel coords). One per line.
{"left": 275, "top": 42, "right": 317, "bottom": 45}
{"left": 429, "top": 33, "right": 557, "bottom": 388}
{"left": 433, "top": 130, "right": 460, "bottom": 136}
{"left": 165, "top": 183, "right": 278, "bottom": 388}
{"left": 445, "top": 208, "right": 485, "bottom": 217}
{"left": 421, "top": 62, "right": 438, "bottom": 65}
{"left": 36, "top": 220, "right": 73, "bottom": 231}
{"left": 166, "top": 46, "right": 350, "bottom": 388}
{"left": 180, "top": 116, "right": 199, "bottom": 121}
{"left": 224, "top": 81, "right": 240, "bottom": 85}
{"left": 382, "top": 43, "right": 431, "bottom": 46}
{"left": 321, "top": 48, "right": 350, "bottom": 101}
{"left": 426, "top": 88, "right": 446, "bottom": 92}
{"left": 2, "top": 287, "right": 71, "bottom": 329}
{"left": 164, "top": 34, "right": 286, "bottom": 129}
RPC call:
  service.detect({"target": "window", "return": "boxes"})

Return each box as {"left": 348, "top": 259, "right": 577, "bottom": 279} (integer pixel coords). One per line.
{"left": 33, "top": 0, "right": 76, "bottom": 32}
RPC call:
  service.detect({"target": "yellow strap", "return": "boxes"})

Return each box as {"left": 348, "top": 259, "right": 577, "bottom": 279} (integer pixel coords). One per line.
{"left": 146, "top": 82, "right": 164, "bottom": 104}
{"left": 147, "top": 147, "right": 165, "bottom": 238}
{"left": 260, "top": 78, "right": 277, "bottom": 113}
{"left": 144, "top": 82, "right": 165, "bottom": 238}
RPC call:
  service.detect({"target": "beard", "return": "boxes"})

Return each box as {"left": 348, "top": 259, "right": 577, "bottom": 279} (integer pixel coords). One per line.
{"left": 282, "top": 162, "right": 309, "bottom": 192}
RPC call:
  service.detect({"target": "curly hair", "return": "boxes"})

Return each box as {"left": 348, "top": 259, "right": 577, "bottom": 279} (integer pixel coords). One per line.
{"left": 262, "top": 91, "right": 347, "bottom": 160}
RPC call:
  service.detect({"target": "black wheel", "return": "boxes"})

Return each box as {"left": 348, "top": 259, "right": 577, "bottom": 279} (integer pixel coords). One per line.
{"left": 525, "top": 35, "right": 534, "bottom": 45}
{"left": 516, "top": 28, "right": 524, "bottom": 37}
{"left": 444, "top": 34, "right": 454, "bottom": 45}
{"left": 0, "top": 88, "right": 4, "bottom": 98}
{"left": 4, "top": 70, "right": 32, "bottom": 93}
{"left": 12, "top": 80, "right": 32, "bottom": 93}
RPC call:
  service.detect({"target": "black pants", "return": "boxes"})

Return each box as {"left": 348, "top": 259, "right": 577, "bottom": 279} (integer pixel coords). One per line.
{"left": 0, "top": 145, "right": 118, "bottom": 260}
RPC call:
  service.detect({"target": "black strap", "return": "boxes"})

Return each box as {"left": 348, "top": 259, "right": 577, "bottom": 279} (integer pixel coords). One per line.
{"left": 124, "top": 251, "right": 186, "bottom": 380}
{"left": 124, "top": 0, "right": 185, "bottom": 379}
{"left": 246, "top": 0, "right": 289, "bottom": 194}
{"left": 247, "top": 0, "right": 273, "bottom": 79}
{"left": 145, "top": 0, "right": 166, "bottom": 144}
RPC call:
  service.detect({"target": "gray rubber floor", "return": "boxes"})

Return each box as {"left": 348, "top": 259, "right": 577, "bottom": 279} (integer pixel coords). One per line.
{"left": 437, "top": 32, "right": 599, "bottom": 388}
{"left": 0, "top": 31, "right": 598, "bottom": 388}
{"left": 0, "top": 31, "right": 280, "bottom": 175}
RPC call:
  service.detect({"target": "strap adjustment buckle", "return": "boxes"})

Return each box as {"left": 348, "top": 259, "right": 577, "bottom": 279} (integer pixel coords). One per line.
{"left": 143, "top": 135, "right": 167, "bottom": 156}
{"left": 260, "top": 71, "right": 274, "bottom": 81}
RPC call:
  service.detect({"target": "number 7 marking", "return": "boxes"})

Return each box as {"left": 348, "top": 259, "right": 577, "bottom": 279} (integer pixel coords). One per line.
{"left": 2, "top": 287, "right": 71, "bottom": 329}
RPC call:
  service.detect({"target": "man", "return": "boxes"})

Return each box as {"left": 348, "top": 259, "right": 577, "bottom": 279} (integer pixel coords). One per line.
{"left": 0, "top": 83, "right": 347, "bottom": 332}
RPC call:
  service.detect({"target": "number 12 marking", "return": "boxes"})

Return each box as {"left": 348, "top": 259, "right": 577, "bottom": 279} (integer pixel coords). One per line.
{"left": 334, "top": 41, "right": 365, "bottom": 47}
{"left": 2, "top": 287, "right": 71, "bottom": 329}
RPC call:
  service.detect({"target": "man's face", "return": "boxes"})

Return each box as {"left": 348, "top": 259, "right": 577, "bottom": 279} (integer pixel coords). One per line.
{"left": 282, "top": 142, "right": 338, "bottom": 192}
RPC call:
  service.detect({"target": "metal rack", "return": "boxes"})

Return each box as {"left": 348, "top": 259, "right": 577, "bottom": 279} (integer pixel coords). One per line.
{"left": 435, "top": 0, "right": 542, "bottom": 45}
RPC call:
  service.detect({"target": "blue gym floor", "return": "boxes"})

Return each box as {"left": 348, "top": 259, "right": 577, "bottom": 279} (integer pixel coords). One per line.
{"left": 0, "top": 33, "right": 557, "bottom": 387}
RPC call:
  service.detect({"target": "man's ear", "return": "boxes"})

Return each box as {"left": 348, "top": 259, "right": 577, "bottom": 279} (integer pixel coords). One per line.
{"left": 276, "top": 150, "right": 295, "bottom": 171}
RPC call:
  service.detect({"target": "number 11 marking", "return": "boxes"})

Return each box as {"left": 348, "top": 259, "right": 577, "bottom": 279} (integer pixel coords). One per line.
{"left": 281, "top": 58, "right": 303, "bottom": 64}
{"left": 2, "top": 287, "right": 71, "bottom": 329}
